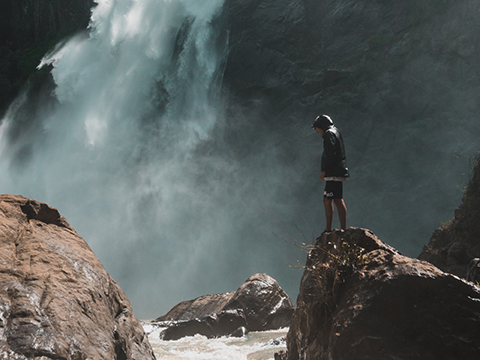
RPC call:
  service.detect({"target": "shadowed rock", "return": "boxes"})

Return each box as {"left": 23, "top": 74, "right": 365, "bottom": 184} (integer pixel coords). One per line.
{"left": 0, "top": 195, "right": 156, "bottom": 359}
{"left": 160, "top": 310, "right": 247, "bottom": 341}
{"left": 283, "top": 228, "right": 480, "bottom": 360}
{"left": 155, "top": 273, "right": 294, "bottom": 340}
{"left": 419, "top": 154, "right": 480, "bottom": 278}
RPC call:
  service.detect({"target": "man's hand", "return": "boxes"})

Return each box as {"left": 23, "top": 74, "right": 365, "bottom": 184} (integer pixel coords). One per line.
{"left": 320, "top": 171, "right": 325, "bottom": 182}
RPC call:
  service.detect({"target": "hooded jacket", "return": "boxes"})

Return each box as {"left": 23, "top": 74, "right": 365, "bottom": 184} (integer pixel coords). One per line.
{"left": 321, "top": 125, "right": 349, "bottom": 178}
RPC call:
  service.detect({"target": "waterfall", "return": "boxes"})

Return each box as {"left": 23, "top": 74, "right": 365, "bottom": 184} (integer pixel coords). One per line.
{"left": 0, "top": 0, "right": 237, "bottom": 317}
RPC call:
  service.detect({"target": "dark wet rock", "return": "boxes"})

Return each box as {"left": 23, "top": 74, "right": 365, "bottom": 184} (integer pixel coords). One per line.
{"left": 283, "top": 228, "right": 480, "bottom": 360}
{"left": 155, "top": 291, "right": 235, "bottom": 323}
{"left": 419, "top": 154, "right": 480, "bottom": 278}
{"left": 0, "top": 195, "right": 156, "bottom": 360}
{"left": 467, "top": 258, "right": 480, "bottom": 284}
{"left": 0, "top": 0, "right": 95, "bottom": 113}
{"left": 264, "top": 336, "right": 285, "bottom": 347}
{"left": 231, "top": 326, "right": 248, "bottom": 338}
{"left": 155, "top": 273, "right": 293, "bottom": 340}
{"left": 222, "top": 273, "right": 294, "bottom": 331}
{"left": 160, "top": 310, "right": 247, "bottom": 341}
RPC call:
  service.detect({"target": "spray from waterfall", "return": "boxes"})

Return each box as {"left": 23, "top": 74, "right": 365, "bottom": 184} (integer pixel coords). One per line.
{"left": 0, "top": 0, "right": 255, "bottom": 317}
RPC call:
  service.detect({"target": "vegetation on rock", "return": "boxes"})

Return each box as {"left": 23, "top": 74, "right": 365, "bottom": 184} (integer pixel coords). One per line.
{"left": 283, "top": 228, "right": 480, "bottom": 360}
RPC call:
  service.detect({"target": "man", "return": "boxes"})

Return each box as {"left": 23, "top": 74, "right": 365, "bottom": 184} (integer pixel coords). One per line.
{"left": 312, "top": 114, "right": 349, "bottom": 232}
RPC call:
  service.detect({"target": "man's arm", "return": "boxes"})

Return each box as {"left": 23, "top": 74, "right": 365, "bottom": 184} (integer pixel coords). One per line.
{"left": 321, "top": 132, "right": 337, "bottom": 174}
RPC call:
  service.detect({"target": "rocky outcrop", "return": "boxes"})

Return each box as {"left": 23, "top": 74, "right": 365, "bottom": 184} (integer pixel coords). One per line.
{"left": 154, "top": 273, "right": 294, "bottom": 340}
{"left": 283, "top": 228, "right": 480, "bottom": 360}
{"left": 0, "top": 195, "right": 155, "bottom": 359}
{"left": 419, "top": 153, "right": 480, "bottom": 278}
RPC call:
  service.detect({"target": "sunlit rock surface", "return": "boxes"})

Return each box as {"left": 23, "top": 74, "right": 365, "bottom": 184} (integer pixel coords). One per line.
{"left": 0, "top": 195, "right": 155, "bottom": 359}
{"left": 153, "top": 273, "right": 294, "bottom": 340}
{"left": 283, "top": 228, "right": 480, "bottom": 360}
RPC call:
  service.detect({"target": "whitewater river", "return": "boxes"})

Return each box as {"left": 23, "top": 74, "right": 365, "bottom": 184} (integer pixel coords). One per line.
{"left": 143, "top": 323, "right": 287, "bottom": 360}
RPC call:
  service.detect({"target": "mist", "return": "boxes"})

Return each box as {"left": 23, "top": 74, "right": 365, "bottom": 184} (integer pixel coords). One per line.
{"left": 0, "top": 0, "right": 309, "bottom": 318}
{"left": 1, "top": 0, "right": 480, "bottom": 319}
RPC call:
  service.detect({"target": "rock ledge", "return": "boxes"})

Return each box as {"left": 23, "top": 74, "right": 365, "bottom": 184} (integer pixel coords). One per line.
{"left": 282, "top": 228, "right": 480, "bottom": 360}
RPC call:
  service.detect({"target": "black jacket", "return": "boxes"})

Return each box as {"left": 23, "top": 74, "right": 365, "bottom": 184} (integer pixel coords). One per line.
{"left": 321, "top": 126, "right": 349, "bottom": 178}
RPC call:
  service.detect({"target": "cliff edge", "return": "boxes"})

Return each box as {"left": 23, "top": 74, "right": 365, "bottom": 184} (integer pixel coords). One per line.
{"left": 280, "top": 228, "right": 480, "bottom": 360}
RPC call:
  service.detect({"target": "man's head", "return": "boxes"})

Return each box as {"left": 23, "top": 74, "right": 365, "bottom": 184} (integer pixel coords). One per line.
{"left": 312, "top": 115, "right": 333, "bottom": 134}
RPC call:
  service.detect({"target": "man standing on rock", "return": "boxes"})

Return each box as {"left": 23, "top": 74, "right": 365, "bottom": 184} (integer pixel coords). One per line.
{"left": 312, "top": 115, "right": 349, "bottom": 232}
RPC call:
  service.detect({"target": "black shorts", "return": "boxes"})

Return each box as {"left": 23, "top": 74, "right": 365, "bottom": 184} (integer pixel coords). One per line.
{"left": 324, "top": 181, "right": 343, "bottom": 199}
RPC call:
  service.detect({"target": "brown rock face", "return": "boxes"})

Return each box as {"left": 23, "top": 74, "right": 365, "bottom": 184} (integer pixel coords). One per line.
{"left": 223, "top": 273, "right": 294, "bottom": 331}
{"left": 285, "top": 228, "right": 480, "bottom": 360}
{"left": 155, "top": 273, "right": 294, "bottom": 340}
{"left": 0, "top": 195, "right": 155, "bottom": 360}
{"left": 156, "top": 292, "right": 236, "bottom": 322}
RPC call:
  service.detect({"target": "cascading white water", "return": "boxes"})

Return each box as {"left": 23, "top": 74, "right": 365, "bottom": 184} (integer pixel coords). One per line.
{"left": 0, "top": 0, "right": 250, "bottom": 317}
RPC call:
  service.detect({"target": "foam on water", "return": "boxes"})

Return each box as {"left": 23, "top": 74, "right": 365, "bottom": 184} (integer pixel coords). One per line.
{"left": 143, "top": 324, "right": 288, "bottom": 360}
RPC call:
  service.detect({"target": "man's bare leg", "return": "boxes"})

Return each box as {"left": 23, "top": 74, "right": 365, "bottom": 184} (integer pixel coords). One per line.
{"left": 323, "top": 198, "right": 334, "bottom": 231}
{"left": 334, "top": 198, "right": 347, "bottom": 230}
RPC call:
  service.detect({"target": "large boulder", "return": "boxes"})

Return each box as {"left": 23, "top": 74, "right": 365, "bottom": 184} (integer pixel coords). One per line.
{"left": 155, "top": 273, "right": 294, "bottom": 340}
{"left": 0, "top": 195, "right": 156, "bottom": 359}
{"left": 283, "top": 228, "right": 480, "bottom": 360}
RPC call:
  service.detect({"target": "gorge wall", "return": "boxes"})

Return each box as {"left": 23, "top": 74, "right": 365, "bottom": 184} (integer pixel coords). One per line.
{"left": 220, "top": 0, "right": 480, "bottom": 254}
{"left": 419, "top": 153, "right": 480, "bottom": 278}
{"left": 1, "top": 0, "right": 479, "bottom": 318}
{"left": 0, "top": 0, "right": 94, "bottom": 114}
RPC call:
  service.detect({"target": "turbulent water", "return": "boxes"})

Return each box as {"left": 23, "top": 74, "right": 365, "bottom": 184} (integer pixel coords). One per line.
{"left": 0, "top": 0, "right": 307, "bottom": 319}
{"left": 143, "top": 324, "right": 288, "bottom": 360}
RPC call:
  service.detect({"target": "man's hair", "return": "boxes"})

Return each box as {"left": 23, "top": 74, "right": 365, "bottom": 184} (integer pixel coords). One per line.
{"left": 312, "top": 115, "right": 333, "bottom": 131}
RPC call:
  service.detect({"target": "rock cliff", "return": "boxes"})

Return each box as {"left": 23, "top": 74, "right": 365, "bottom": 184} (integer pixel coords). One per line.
{"left": 419, "top": 153, "right": 480, "bottom": 278}
{"left": 152, "top": 273, "right": 294, "bottom": 340}
{"left": 281, "top": 228, "right": 480, "bottom": 360}
{"left": 0, "top": 195, "right": 155, "bottom": 359}
{"left": 220, "top": 0, "right": 480, "bottom": 250}
{"left": 0, "top": 0, "right": 95, "bottom": 114}
{"left": 222, "top": 0, "right": 480, "bottom": 123}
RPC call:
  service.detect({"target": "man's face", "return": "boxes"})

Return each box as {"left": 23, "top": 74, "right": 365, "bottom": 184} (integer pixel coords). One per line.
{"left": 315, "top": 127, "right": 324, "bottom": 136}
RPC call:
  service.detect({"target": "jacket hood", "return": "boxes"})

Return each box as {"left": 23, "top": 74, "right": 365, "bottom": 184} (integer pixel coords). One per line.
{"left": 312, "top": 115, "right": 334, "bottom": 131}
